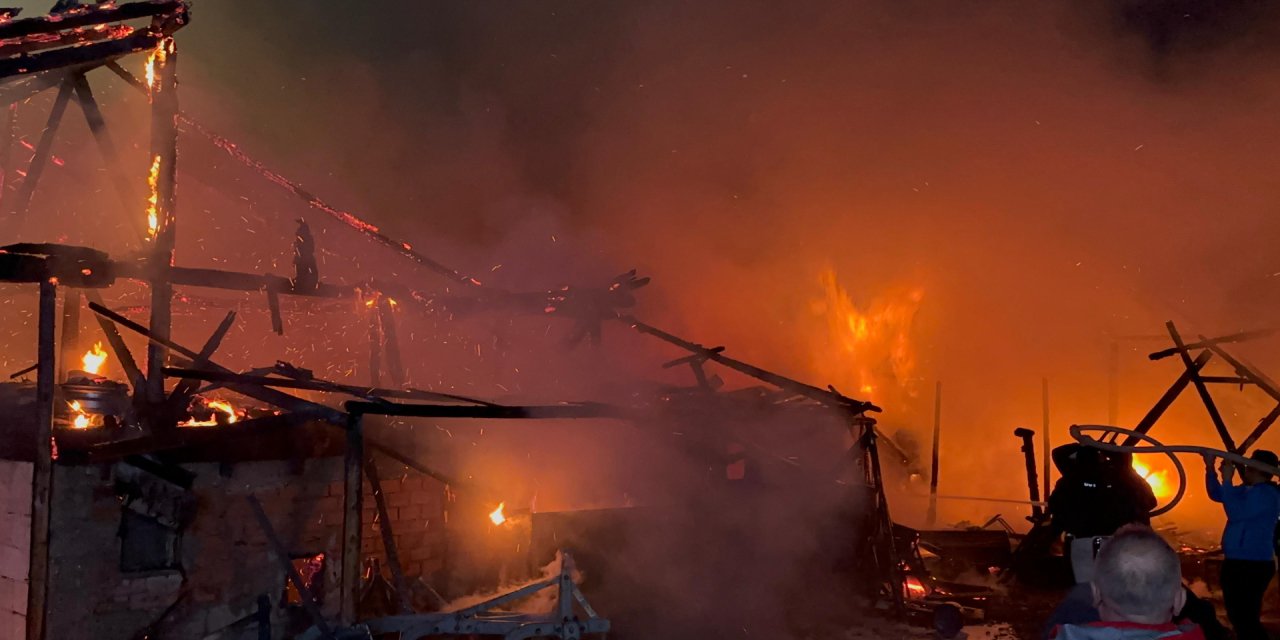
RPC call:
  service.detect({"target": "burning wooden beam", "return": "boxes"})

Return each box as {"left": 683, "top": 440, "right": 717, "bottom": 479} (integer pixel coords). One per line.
{"left": 7, "top": 77, "right": 73, "bottom": 224}
{"left": 364, "top": 455, "right": 412, "bottom": 614}
{"left": 145, "top": 36, "right": 178, "bottom": 404}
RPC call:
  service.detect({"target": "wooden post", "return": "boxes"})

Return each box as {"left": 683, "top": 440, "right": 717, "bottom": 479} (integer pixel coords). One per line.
{"left": 341, "top": 413, "right": 364, "bottom": 625}
{"left": 147, "top": 38, "right": 179, "bottom": 404}
{"left": 10, "top": 78, "right": 73, "bottom": 223}
{"left": 1167, "top": 322, "right": 1235, "bottom": 450}
{"left": 367, "top": 306, "right": 382, "bottom": 388}
{"left": 56, "top": 289, "right": 80, "bottom": 383}
{"left": 1042, "top": 377, "right": 1050, "bottom": 501}
{"left": 26, "top": 278, "right": 57, "bottom": 640}
{"left": 926, "top": 381, "right": 941, "bottom": 528}
{"left": 1119, "top": 350, "right": 1212, "bottom": 446}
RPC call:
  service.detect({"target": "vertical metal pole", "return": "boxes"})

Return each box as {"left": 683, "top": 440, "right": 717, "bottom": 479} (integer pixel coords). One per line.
{"left": 926, "top": 381, "right": 941, "bottom": 528}
{"left": 147, "top": 38, "right": 179, "bottom": 403}
{"left": 1108, "top": 341, "right": 1120, "bottom": 426}
{"left": 341, "top": 413, "right": 365, "bottom": 626}
{"left": 26, "top": 278, "right": 57, "bottom": 640}
{"left": 56, "top": 289, "right": 80, "bottom": 383}
{"left": 1041, "top": 377, "right": 1050, "bottom": 501}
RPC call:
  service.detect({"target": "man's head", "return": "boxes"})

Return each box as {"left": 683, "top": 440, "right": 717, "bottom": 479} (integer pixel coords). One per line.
{"left": 1091, "top": 524, "right": 1185, "bottom": 624}
{"left": 1242, "top": 449, "right": 1279, "bottom": 486}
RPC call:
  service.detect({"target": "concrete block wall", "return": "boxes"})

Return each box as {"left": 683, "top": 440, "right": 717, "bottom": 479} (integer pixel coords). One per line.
{"left": 0, "top": 461, "right": 32, "bottom": 640}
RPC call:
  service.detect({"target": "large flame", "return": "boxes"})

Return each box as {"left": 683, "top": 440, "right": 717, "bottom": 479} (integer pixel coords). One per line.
{"left": 813, "top": 268, "right": 923, "bottom": 399}
{"left": 81, "top": 342, "right": 107, "bottom": 375}
{"left": 146, "top": 154, "right": 161, "bottom": 238}
{"left": 489, "top": 502, "right": 507, "bottom": 526}
{"left": 1132, "top": 459, "right": 1171, "bottom": 500}
{"left": 144, "top": 39, "right": 168, "bottom": 96}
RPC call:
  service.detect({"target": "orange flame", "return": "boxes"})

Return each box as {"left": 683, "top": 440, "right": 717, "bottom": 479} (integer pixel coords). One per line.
{"left": 1132, "top": 459, "right": 1171, "bottom": 500}
{"left": 179, "top": 399, "right": 240, "bottom": 427}
{"left": 67, "top": 401, "right": 91, "bottom": 429}
{"left": 146, "top": 154, "right": 161, "bottom": 238}
{"left": 81, "top": 342, "right": 107, "bottom": 375}
{"left": 144, "top": 39, "right": 169, "bottom": 96}
{"left": 489, "top": 502, "right": 507, "bottom": 526}
{"left": 813, "top": 268, "right": 923, "bottom": 400}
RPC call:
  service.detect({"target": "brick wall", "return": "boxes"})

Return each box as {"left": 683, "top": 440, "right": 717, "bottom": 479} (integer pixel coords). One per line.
{"left": 42, "top": 456, "right": 448, "bottom": 640}
{"left": 0, "top": 460, "right": 32, "bottom": 640}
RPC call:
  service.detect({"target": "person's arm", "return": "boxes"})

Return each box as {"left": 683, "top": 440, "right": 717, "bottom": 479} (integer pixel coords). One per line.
{"left": 1206, "top": 454, "right": 1224, "bottom": 503}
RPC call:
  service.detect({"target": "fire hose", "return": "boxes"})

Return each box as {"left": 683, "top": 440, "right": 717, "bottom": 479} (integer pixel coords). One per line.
{"left": 1069, "top": 424, "right": 1280, "bottom": 517}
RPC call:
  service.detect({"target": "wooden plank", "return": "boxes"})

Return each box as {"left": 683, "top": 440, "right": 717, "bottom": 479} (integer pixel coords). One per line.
{"left": 1167, "top": 322, "right": 1235, "bottom": 450}
{"left": 160, "top": 367, "right": 490, "bottom": 406}
{"left": 367, "top": 308, "right": 382, "bottom": 389}
{"left": 341, "top": 414, "right": 364, "bottom": 626}
{"left": 364, "top": 454, "right": 412, "bottom": 614}
{"left": 165, "top": 310, "right": 237, "bottom": 411}
{"left": 8, "top": 77, "right": 72, "bottom": 222}
{"left": 1042, "top": 377, "right": 1050, "bottom": 501}
{"left": 1200, "top": 337, "right": 1280, "bottom": 403}
{"left": 1148, "top": 328, "right": 1275, "bottom": 361}
{"left": 266, "top": 284, "right": 283, "bottom": 335}
{"left": 26, "top": 278, "right": 56, "bottom": 640}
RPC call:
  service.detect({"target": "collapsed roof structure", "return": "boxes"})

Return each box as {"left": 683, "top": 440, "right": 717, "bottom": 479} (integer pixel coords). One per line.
{"left": 0, "top": 3, "right": 900, "bottom": 639}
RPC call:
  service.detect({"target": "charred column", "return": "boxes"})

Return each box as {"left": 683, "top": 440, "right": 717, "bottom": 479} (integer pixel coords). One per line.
{"left": 146, "top": 37, "right": 179, "bottom": 404}
{"left": 26, "top": 278, "right": 56, "bottom": 640}
{"left": 1014, "top": 427, "right": 1044, "bottom": 521}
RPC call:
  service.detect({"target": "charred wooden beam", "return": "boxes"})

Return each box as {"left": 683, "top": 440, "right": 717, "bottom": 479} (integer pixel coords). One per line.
{"left": 160, "top": 367, "right": 492, "bottom": 406}
{"left": 1149, "top": 328, "right": 1275, "bottom": 361}
{"left": 165, "top": 310, "right": 236, "bottom": 415}
{"left": 246, "top": 495, "right": 336, "bottom": 639}
{"left": 0, "top": 30, "right": 161, "bottom": 79}
{"left": 146, "top": 36, "right": 178, "bottom": 403}
{"left": 0, "top": 101, "right": 15, "bottom": 207}
{"left": 266, "top": 282, "right": 283, "bottom": 335}
{"left": 88, "top": 301, "right": 347, "bottom": 423}
{"left": 70, "top": 72, "right": 144, "bottom": 241}
{"left": 1198, "top": 337, "right": 1280, "bottom": 453}
{"left": 8, "top": 77, "right": 72, "bottom": 223}
{"left": 367, "top": 307, "right": 382, "bottom": 389}
{"left": 364, "top": 455, "right": 412, "bottom": 614}
{"left": 1236, "top": 403, "right": 1280, "bottom": 456}
{"left": 1167, "top": 322, "right": 1235, "bottom": 450}
{"left": 621, "top": 315, "right": 880, "bottom": 415}
{"left": 1118, "top": 349, "right": 1213, "bottom": 446}
{"left": 344, "top": 400, "right": 620, "bottom": 420}
{"left": 26, "top": 278, "right": 56, "bottom": 640}
{"left": 0, "top": 0, "right": 183, "bottom": 41}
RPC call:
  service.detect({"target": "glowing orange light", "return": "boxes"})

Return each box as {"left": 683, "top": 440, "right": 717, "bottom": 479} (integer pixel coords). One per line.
{"left": 146, "top": 154, "right": 161, "bottom": 238}
{"left": 904, "top": 575, "right": 928, "bottom": 599}
{"left": 489, "top": 503, "right": 507, "bottom": 526}
{"left": 67, "top": 401, "right": 90, "bottom": 429}
{"left": 179, "top": 399, "right": 239, "bottom": 427}
{"left": 81, "top": 342, "right": 107, "bottom": 375}
{"left": 814, "top": 268, "right": 923, "bottom": 400}
{"left": 1132, "top": 459, "right": 1171, "bottom": 499}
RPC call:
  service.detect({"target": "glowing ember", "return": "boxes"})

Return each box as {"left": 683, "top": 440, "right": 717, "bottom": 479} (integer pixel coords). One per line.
{"left": 489, "top": 502, "right": 507, "bottom": 526}
{"left": 146, "top": 154, "right": 161, "bottom": 238}
{"left": 208, "top": 400, "right": 238, "bottom": 424}
{"left": 903, "top": 575, "right": 928, "bottom": 599}
{"left": 1132, "top": 459, "right": 1171, "bottom": 499}
{"left": 813, "top": 268, "right": 923, "bottom": 400}
{"left": 81, "top": 342, "right": 108, "bottom": 375}
{"left": 67, "top": 401, "right": 90, "bottom": 429}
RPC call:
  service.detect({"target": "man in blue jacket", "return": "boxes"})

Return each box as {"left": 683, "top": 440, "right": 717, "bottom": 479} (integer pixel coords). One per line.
{"left": 1205, "top": 449, "right": 1280, "bottom": 640}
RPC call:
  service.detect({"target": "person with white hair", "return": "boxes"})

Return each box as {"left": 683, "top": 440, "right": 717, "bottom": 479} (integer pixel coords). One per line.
{"left": 1048, "top": 524, "right": 1204, "bottom": 639}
